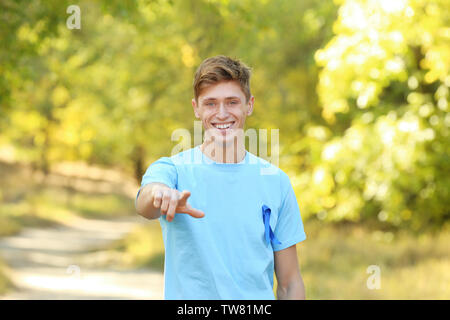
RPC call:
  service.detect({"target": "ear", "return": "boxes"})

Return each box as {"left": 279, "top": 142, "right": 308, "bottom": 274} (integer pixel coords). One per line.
{"left": 246, "top": 96, "right": 255, "bottom": 116}
{"left": 192, "top": 98, "right": 200, "bottom": 119}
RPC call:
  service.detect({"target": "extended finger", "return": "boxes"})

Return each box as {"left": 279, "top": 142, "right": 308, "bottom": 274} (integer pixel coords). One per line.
{"left": 166, "top": 190, "right": 179, "bottom": 222}
{"left": 184, "top": 206, "right": 205, "bottom": 219}
{"left": 160, "top": 189, "right": 171, "bottom": 215}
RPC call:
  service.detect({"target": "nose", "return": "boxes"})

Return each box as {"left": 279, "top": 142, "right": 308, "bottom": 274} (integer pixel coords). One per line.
{"left": 217, "top": 101, "right": 228, "bottom": 119}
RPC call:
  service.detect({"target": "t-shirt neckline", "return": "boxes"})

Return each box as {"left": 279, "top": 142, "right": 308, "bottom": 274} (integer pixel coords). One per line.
{"left": 195, "top": 145, "right": 249, "bottom": 167}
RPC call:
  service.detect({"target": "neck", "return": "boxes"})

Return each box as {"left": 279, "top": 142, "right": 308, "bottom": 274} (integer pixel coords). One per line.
{"left": 200, "top": 139, "right": 246, "bottom": 163}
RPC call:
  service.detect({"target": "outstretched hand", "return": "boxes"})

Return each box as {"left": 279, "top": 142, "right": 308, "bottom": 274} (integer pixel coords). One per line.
{"left": 152, "top": 186, "right": 205, "bottom": 222}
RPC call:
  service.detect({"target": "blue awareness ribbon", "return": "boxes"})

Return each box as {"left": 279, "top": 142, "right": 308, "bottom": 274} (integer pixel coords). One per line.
{"left": 262, "top": 205, "right": 281, "bottom": 246}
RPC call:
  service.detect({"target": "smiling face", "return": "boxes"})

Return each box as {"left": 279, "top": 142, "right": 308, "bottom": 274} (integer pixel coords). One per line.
{"left": 192, "top": 80, "right": 254, "bottom": 146}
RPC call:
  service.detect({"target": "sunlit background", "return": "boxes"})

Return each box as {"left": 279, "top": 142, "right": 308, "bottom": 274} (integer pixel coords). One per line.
{"left": 0, "top": 0, "right": 449, "bottom": 299}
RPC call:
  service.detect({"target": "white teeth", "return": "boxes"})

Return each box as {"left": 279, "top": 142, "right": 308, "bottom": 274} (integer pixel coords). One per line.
{"left": 214, "top": 123, "right": 232, "bottom": 129}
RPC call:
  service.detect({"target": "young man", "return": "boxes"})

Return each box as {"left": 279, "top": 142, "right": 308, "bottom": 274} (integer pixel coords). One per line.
{"left": 135, "top": 55, "right": 306, "bottom": 300}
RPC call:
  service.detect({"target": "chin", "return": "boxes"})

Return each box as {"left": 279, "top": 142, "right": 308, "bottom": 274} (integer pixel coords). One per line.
{"left": 204, "top": 125, "right": 245, "bottom": 146}
{"left": 214, "top": 135, "right": 236, "bottom": 146}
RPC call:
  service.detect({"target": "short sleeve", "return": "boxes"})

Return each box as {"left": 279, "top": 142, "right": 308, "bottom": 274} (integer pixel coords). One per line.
{"left": 135, "top": 157, "right": 178, "bottom": 206}
{"left": 272, "top": 171, "right": 306, "bottom": 252}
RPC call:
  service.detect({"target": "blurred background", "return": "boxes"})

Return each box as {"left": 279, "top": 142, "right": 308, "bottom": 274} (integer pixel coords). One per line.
{"left": 0, "top": 0, "right": 449, "bottom": 299}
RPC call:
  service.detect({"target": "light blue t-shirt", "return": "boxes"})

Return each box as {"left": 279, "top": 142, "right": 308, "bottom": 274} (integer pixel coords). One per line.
{"left": 137, "top": 146, "right": 306, "bottom": 299}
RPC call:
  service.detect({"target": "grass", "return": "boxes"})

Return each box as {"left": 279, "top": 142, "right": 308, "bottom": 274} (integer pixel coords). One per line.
{"left": 102, "top": 218, "right": 450, "bottom": 299}
{"left": 0, "top": 187, "right": 135, "bottom": 239}
{"left": 0, "top": 161, "right": 137, "bottom": 237}
{"left": 300, "top": 220, "right": 450, "bottom": 299}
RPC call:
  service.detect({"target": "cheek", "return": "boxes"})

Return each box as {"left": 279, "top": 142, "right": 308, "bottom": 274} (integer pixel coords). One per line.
{"left": 233, "top": 110, "right": 247, "bottom": 122}
{"left": 198, "top": 109, "right": 212, "bottom": 119}
{"left": 202, "top": 113, "right": 216, "bottom": 126}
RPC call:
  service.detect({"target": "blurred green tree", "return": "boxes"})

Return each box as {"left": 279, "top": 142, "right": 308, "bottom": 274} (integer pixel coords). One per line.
{"left": 306, "top": 0, "right": 450, "bottom": 229}
{"left": 0, "top": 0, "right": 448, "bottom": 230}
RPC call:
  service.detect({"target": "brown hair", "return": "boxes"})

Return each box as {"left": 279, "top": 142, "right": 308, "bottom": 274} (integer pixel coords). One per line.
{"left": 193, "top": 55, "right": 252, "bottom": 103}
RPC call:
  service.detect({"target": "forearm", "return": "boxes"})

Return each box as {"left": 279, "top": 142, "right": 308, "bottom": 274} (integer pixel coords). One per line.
{"left": 277, "top": 277, "right": 306, "bottom": 300}
{"left": 135, "top": 183, "right": 165, "bottom": 220}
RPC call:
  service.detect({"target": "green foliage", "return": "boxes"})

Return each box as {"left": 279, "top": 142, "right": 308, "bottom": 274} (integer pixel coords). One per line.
{"left": 305, "top": 0, "right": 450, "bottom": 229}
{"left": 0, "top": 0, "right": 448, "bottom": 230}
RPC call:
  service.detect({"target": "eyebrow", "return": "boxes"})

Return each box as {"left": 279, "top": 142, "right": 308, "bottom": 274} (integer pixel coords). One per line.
{"left": 202, "top": 96, "right": 241, "bottom": 101}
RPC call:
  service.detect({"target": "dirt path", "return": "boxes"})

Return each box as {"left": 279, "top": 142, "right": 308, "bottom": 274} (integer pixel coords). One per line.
{"left": 0, "top": 216, "right": 164, "bottom": 299}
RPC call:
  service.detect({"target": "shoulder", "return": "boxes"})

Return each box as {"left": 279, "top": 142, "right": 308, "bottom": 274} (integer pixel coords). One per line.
{"left": 145, "top": 150, "right": 192, "bottom": 172}
{"left": 148, "top": 148, "right": 196, "bottom": 166}
{"left": 169, "top": 147, "right": 197, "bottom": 165}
